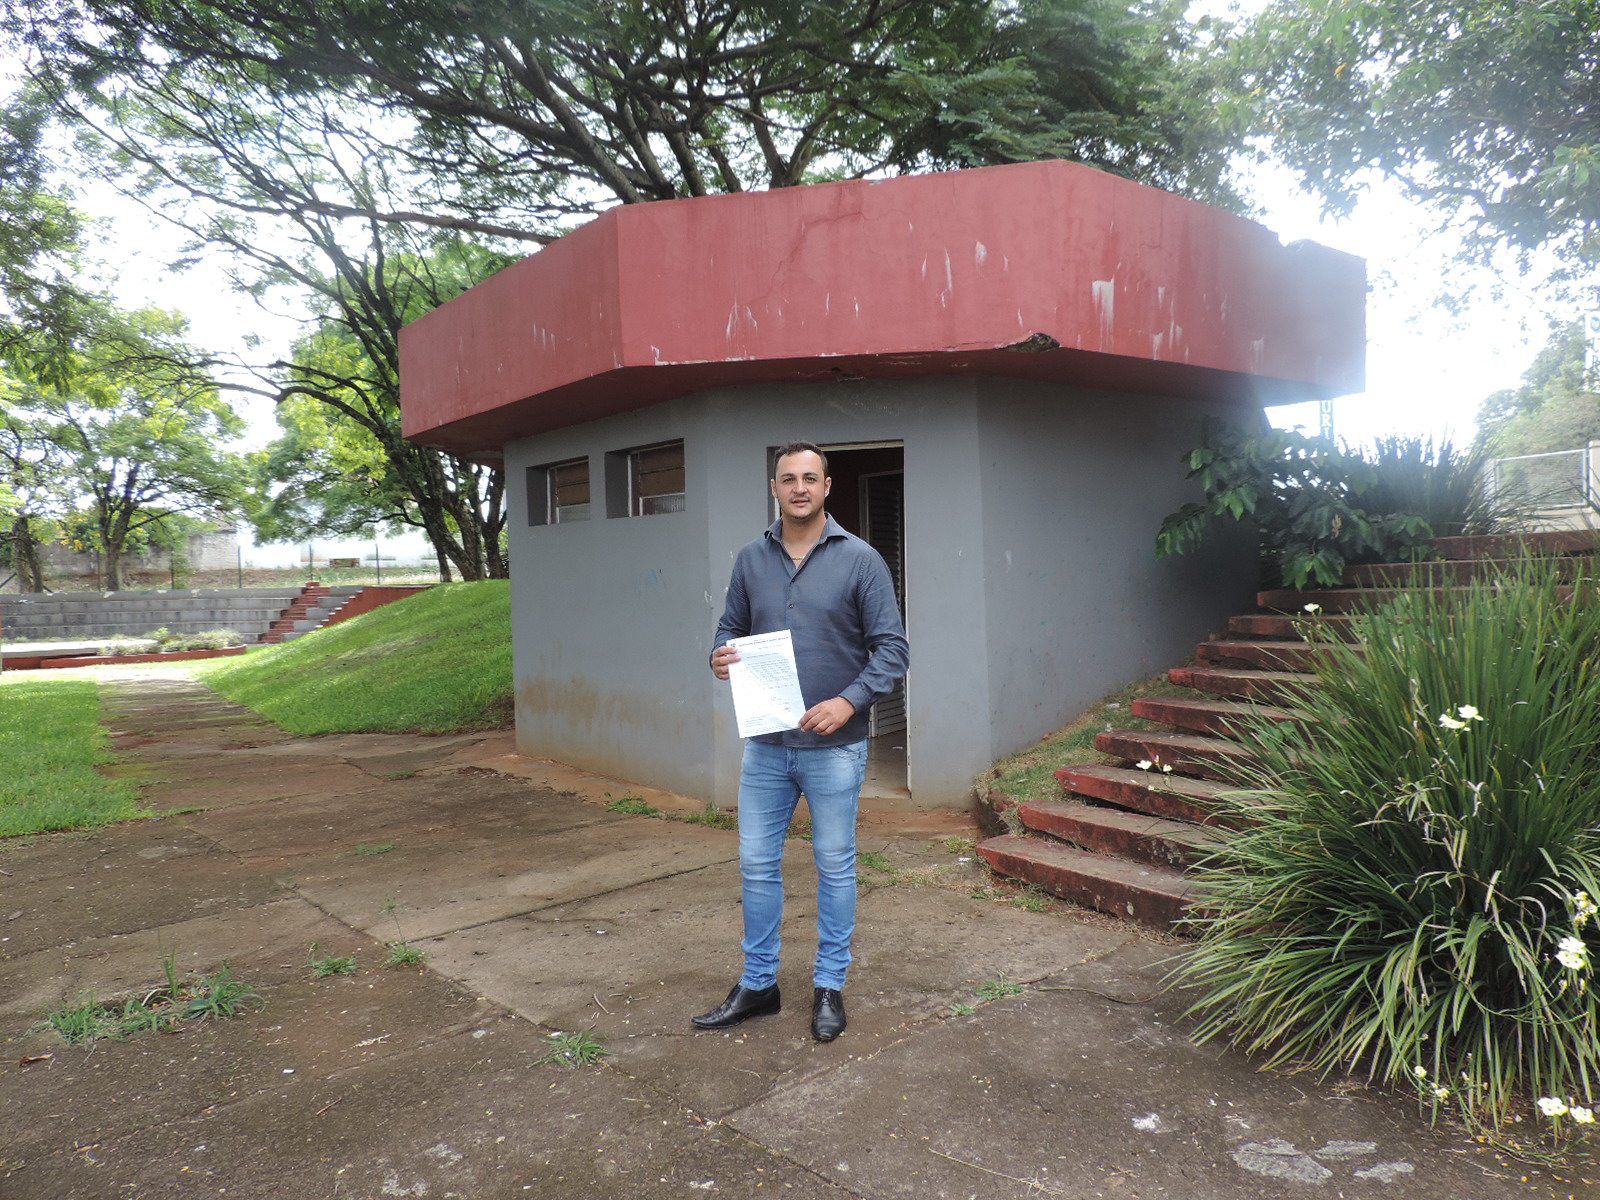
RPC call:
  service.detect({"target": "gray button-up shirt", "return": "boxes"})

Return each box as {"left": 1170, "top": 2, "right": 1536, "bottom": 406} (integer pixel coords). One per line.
{"left": 713, "top": 515, "right": 909, "bottom": 747}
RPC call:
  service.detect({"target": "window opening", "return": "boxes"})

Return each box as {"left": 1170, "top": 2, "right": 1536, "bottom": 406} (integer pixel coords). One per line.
{"left": 527, "top": 457, "right": 590, "bottom": 526}
{"left": 629, "top": 440, "right": 685, "bottom": 516}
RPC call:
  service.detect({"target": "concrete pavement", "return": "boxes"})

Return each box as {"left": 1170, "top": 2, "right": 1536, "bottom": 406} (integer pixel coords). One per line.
{"left": 0, "top": 669, "right": 1588, "bottom": 1199}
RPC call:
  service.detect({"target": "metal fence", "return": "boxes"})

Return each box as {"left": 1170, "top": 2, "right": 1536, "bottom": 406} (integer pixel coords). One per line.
{"left": 1489, "top": 443, "right": 1600, "bottom": 527}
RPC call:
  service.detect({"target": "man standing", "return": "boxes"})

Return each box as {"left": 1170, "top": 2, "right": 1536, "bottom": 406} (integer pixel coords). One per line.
{"left": 695, "top": 442, "right": 909, "bottom": 1042}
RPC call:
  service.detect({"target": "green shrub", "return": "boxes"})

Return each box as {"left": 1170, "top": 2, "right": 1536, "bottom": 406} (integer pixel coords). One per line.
{"left": 112, "top": 628, "right": 245, "bottom": 654}
{"left": 1155, "top": 424, "right": 1508, "bottom": 589}
{"left": 1176, "top": 564, "right": 1600, "bottom": 1128}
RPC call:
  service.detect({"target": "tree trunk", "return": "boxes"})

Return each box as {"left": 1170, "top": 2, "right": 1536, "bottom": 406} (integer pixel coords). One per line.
{"left": 9, "top": 515, "right": 45, "bottom": 593}
{"left": 102, "top": 545, "right": 123, "bottom": 590}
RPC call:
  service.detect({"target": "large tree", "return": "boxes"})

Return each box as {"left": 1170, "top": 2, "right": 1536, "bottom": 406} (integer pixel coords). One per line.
{"left": 0, "top": 89, "right": 100, "bottom": 391}
{"left": 1476, "top": 322, "right": 1599, "bottom": 457}
{"left": 244, "top": 239, "right": 513, "bottom": 581}
{"left": 1226, "top": 0, "right": 1600, "bottom": 264}
{"left": 5, "top": 1, "right": 1249, "bottom": 581}
{"left": 2, "top": 306, "right": 245, "bottom": 590}
{"left": 14, "top": 0, "right": 1246, "bottom": 226}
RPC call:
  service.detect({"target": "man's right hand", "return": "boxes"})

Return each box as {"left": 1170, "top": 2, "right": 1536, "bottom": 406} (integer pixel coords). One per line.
{"left": 711, "top": 643, "right": 741, "bottom": 680}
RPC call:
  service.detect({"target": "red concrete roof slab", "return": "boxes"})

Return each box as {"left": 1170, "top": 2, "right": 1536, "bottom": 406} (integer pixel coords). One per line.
{"left": 401, "top": 160, "right": 1365, "bottom": 460}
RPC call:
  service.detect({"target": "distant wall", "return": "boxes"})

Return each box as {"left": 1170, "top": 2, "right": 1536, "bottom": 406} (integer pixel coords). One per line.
{"left": 35, "top": 526, "right": 240, "bottom": 576}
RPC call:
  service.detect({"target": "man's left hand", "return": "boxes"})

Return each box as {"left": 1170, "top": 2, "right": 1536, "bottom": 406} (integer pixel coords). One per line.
{"left": 799, "top": 697, "right": 855, "bottom": 736}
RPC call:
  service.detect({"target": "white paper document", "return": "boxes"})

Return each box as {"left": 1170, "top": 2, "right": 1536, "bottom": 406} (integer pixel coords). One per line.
{"left": 726, "top": 630, "right": 807, "bottom": 738}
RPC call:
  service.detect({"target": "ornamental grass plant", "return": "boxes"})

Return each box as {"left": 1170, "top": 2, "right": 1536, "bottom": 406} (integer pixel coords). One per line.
{"left": 1175, "top": 563, "right": 1600, "bottom": 1129}
{"left": 1359, "top": 435, "right": 1505, "bottom": 541}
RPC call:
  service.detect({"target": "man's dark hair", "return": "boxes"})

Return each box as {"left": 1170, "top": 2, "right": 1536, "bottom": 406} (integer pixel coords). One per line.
{"left": 772, "top": 441, "right": 828, "bottom": 478}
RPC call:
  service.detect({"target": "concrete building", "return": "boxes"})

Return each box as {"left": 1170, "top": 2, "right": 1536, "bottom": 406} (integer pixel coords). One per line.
{"left": 399, "top": 161, "right": 1365, "bottom": 810}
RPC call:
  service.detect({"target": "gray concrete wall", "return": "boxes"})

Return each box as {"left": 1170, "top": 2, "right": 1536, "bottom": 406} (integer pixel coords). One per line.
{"left": 36, "top": 526, "right": 240, "bottom": 575}
{"left": 506, "top": 396, "right": 714, "bottom": 802}
{"left": 972, "top": 380, "right": 1260, "bottom": 768}
{"left": 507, "top": 378, "right": 972, "bottom": 806}
{"left": 0, "top": 587, "right": 313, "bottom": 641}
{"left": 504, "top": 375, "right": 1260, "bottom": 810}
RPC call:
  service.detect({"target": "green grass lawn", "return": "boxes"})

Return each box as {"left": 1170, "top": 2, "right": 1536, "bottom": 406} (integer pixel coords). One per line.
{"left": 200, "top": 581, "right": 513, "bottom": 734}
{"left": 0, "top": 676, "right": 144, "bottom": 837}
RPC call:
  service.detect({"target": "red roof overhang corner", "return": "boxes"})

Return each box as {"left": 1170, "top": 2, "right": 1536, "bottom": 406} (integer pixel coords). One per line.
{"left": 399, "top": 160, "right": 1368, "bottom": 462}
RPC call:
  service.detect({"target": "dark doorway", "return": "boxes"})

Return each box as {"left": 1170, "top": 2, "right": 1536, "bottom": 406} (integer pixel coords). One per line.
{"left": 822, "top": 443, "right": 907, "bottom": 798}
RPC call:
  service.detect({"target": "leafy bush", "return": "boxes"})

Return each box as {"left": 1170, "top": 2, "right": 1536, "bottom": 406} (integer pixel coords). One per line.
{"left": 1155, "top": 424, "right": 1505, "bottom": 589}
{"left": 1175, "top": 565, "right": 1600, "bottom": 1127}
{"left": 110, "top": 627, "right": 245, "bottom": 654}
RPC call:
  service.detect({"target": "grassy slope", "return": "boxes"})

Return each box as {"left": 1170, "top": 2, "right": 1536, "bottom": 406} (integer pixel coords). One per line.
{"left": 0, "top": 676, "right": 143, "bottom": 837}
{"left": 200, "top": 581, "right": 513, "bottom": 735}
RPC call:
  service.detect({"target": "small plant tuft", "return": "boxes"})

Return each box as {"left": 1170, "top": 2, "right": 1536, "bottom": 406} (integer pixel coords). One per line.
{"left": 383, "top": 940, "right": 428, "bottom": 969}
{"left": 41, "top": 954, "right": 259, "bottom": 1045}
{"left": 1011, "top": 885, "right": 1053, "bottom": 913}
{"left": 307, "top": 944, "right": 359, "bottom": 978}
{"left": 183, "top": 963, "right": 261, "bottom": 1019}
{"left": 539, "top": 1030, "right": 608, "bottom": 1068}
{"left": 47, "top": 994, "right": 117, "bottom": 1044}
{"left": 974, "top": 975, "right": 1024, "bottom": 1002}
{"left": 856, "top": 850, "right": 892, "bottom": 873}
{"left": 678, "top": 804, "right": 736, "bottom": 830}
{"left": 606, "top": 794, "right": 658, "bottom": 817}
{"left": 353, "top": 842, "right": 397, "bottom": 856}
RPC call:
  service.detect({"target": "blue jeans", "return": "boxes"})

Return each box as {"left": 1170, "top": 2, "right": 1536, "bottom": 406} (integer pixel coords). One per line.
{"left": 736, "top": 739, "right": 869, "bottom": 992}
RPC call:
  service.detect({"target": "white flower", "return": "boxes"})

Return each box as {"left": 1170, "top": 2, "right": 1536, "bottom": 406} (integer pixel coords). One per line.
{"left": 1572, "top": 1106, "right": 1596, "bottom": 1125}
{"left": 1573, "top": 892, "right": 1598, "bottom": 928}
{"left": 1303, "top": 602, "right": 1322, "bottom": 614}
{"left": 1456, "top": 705, "right": 1482, "bottom": 721}
{"left": 1538, "top": 1096, "right": 1570, "bottom": 1117}
{"left": 1160, "top": 763, "right": 1174, "bottom": 774}
{"left": 1557, "top": 936, "right": 1590, "bottom": 972}
{"left": 1437, "top": 712, "right": 1466, "bottom": 730}
{"left": 1431, "top": 1085, "right": 1449, "bottom": 1100}
{"left": 1412, "top": 1065, "right": 1429, "bottom": 1078}
{"left": 1136, "top": 760, "right": 1153, "bottom": 771}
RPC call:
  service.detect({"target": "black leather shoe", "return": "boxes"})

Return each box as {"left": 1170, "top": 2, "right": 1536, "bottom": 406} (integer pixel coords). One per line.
{"left": 691, "top": 983, "right": 781, "bottom": 1030}
{"left": 811, "top": 987, "right": 846, "bottom": 1042}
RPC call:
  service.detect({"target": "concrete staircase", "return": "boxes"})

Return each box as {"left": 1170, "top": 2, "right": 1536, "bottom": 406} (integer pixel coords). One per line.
{"left": 257, "top": 583, "right": 368, "bottom": 644}
{"left": 976, "top": 530, "right": 1598, "bottom": 931}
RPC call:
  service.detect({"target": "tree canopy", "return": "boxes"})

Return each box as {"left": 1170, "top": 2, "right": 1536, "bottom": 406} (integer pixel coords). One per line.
{"left": 1476, "top": 322, "right": 1600, "bottom": 457}
{"left": 14, "top": 0, "right": 1246, "bottom": 237}
{"left": 0, "top": 90, "right": 99, "bottom": 390}
{"left": 1, "top": 304, "right": 245, "bottom": 590}
{"left": 1228, "top": 0, "right": 1600, "bottom": 263}
{"left": 242, "top": 237, "right": 515, "bottom": 581}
